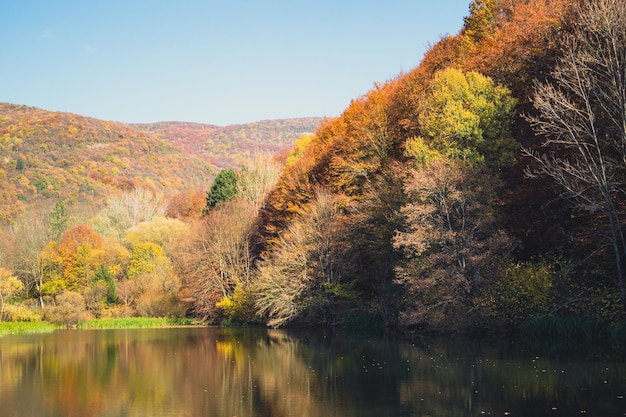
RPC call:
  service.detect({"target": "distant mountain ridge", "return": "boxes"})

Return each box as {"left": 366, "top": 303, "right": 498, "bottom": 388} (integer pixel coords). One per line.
{"left": 133, "top": 117, "right": 324, "bottom": 169}
{"left": 0, "top": 103, "right": 320, "bottom": 220}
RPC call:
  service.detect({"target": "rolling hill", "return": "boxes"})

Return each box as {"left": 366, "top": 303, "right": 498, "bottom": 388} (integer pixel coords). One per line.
{"left": 0, "top": 103, "right": 323, "bottom": 221}
{"left": 133, "top": 118, "right": 323, "bottom": 169}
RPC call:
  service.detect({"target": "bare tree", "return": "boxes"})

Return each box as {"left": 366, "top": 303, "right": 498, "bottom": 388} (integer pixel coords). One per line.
{"left": 4, "top": 212, "right": 50, "bottom": 308}
{"left": 177, "top": 198, "right": 256, "bottom": 321}
{"left": 253, "top": 189, "right": 346, "bottom": 327}
{"left": 237, "top": 152, "right": 283, "bottom": 207}
{"left": 91, "top": 187, "right": 165, "bottom": 240}
{"left": 254, "top": 220, "right": 310, "bottom": 327}
{"left": 523, "top": 0, "right": 626, "bottom": 309}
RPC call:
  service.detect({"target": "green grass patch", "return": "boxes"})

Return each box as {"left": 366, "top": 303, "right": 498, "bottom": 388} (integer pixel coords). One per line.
{"left": 77, "top": 317, "right": 199, "bottom": 330}
{"left": 0, "top": 322, "right": 60, "bottom": 337}
{"left": 0, "top": 317, "right": 201, "bottom": 336}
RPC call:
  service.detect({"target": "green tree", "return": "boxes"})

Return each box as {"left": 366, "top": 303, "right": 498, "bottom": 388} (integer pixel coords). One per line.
{"left": 205, "top": 169, "right": 238, "bottom": 210}
{"left": 48, "top": 199, "right": 69, "bottom": 241}
{"left": 92, "top": 264, "right": 117, "bottom": 304}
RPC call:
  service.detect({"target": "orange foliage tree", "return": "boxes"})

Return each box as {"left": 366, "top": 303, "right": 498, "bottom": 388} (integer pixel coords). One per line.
{"left": 462, "top": 0, "right": 572, "bottom": 96}
{"left": 41, "top": 224, "right": 104, "bottom": 296}
{"left": 166, "top": 188, "right": 206, "bottom": 219}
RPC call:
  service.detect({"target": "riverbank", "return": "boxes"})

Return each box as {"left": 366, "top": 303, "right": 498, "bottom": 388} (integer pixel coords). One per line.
{"left": 0, "top": 317, "right": 204, "bottom": 337}
{"left": 0, "top": 322, "right": 61, "bottom": 336}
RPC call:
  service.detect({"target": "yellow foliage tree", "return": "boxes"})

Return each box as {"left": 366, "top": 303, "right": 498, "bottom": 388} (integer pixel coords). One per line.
{"left": 0, "top": 268, "right": 23, "bottom": 322}
{"left": 123, "top": 215, "right": 189, "bottom": 255}
{"left": 40, "top": 224, "right": 104, "bottom": 295}
{"left": 419, "top": 67, "right": 517, "bottom": 169}
{"left": 120, "top": 242, "right": 182, "bottom": 317}
{"left": 126, "top": 242, "right": 165, "bottom": 280}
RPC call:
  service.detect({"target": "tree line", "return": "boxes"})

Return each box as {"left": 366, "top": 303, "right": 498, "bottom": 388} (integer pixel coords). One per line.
{"left": 1, "top": 0, "right": 625, "bottom": 332}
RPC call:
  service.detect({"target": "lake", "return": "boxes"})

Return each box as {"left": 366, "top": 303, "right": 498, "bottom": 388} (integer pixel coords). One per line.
{"left": 0, "top": 327, "right": 624, "bottom": 417}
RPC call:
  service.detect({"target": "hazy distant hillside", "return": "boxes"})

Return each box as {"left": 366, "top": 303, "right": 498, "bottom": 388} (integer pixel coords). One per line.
{"left": 134, "top": 118, "right": 324, "bottom": 169}
{"left": 0, "top": 103, "right": 212, "bottom": 220}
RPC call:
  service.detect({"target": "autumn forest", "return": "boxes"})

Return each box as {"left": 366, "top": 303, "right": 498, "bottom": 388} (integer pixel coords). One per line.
{"left": 1, "top": 0, "right": 625, "bottom": 335}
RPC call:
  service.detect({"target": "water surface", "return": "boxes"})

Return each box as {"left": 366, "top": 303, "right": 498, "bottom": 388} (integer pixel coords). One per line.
{"left": 0, "top": 327, "right": 624, "bottom": 416}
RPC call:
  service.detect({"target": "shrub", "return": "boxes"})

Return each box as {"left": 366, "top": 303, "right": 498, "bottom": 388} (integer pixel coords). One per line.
{"left": 136, "top": 292, "right": 185, "bottom": 318}
{"left": 1, "top": 303, "right": 42, "bottom": 322}
{"left": 479, "top": 261, "right": 553, "bottom": 326}
{"left": 216, "top": 283, "right": 255, "bottom": 322}
{"left": 44, "top": 291, "right": 89, "bottom": 325}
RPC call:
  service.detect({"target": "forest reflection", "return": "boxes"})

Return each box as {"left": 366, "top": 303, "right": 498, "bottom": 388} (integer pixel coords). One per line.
{"left": 0, "top": 327, "right": 624, "bottom": 417}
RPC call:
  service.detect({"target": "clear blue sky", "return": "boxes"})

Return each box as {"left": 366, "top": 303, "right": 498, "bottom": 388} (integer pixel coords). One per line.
{"left": 1, "top": 1, "right": 470, "bottom": 126}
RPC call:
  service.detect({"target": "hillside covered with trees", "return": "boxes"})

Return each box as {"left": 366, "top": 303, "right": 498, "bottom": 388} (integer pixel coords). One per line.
{"left": 133, "top": 118, "right": 323, "bottom": 169}
{"left": 0, "top": 103, "right": 213, "bottom": 220}
{"left": 1, "top": 0, "right": 625, "bottom": 336}
{"left": 0, "top": 105, "right": 321, "bottom": 221}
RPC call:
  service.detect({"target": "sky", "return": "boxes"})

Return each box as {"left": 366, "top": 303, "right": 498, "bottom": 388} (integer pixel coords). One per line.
{"left": 1, "top": 1, "right": 470, "bottom": 126}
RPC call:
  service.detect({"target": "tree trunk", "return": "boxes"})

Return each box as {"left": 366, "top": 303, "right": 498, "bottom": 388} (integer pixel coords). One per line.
{"left": 607, "top": 209, "right": 626, "bottom": 311}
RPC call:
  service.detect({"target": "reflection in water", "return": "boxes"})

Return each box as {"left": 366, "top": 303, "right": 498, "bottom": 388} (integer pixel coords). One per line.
{"left": 0, "top": 327, "right": 624, "bottom": 417}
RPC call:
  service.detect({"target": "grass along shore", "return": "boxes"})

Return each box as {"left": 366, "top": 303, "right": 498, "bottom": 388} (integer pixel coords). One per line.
{"left": 0, "top": 317, "right": 202, "bottom": 337}
{"left": 0, "top": 322, "right": 61, "bottom": 336}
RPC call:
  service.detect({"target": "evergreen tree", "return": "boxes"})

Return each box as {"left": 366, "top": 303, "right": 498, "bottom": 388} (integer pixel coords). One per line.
{"left": 48, "top": 200, "right": 69, "bottom": 241}
{"left": 92, "top": 264, "right": 118, "bottom": 304}
{"left": 205, "top": 169, "right": 238, "bottom": 210}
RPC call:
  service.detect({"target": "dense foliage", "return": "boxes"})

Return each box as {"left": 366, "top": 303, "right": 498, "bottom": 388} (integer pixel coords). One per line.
{"left": 1, "top": 0, "right": 625, "bottom": 333}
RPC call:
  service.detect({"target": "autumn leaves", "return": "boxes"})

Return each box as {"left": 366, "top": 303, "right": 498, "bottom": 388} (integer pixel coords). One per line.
{"left": 2, "top": 0, "right": 623, "bottom": 330}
